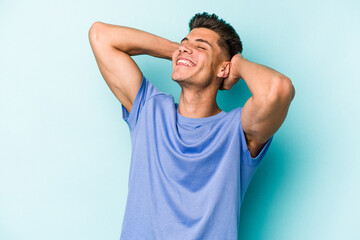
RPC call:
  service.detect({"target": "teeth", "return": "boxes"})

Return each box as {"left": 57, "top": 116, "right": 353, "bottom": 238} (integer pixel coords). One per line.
{"left": 177, "top": 59, "right": 194, "bottom": 67}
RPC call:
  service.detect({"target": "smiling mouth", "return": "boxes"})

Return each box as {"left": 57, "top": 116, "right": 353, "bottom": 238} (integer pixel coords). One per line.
{"left": 176, "top": 59, "right": 195, "bottom": 67}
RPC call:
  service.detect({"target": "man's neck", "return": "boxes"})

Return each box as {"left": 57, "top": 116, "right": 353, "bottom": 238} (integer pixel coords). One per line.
{"left": 177, "top": 88, "right": 222, "bottom": 118}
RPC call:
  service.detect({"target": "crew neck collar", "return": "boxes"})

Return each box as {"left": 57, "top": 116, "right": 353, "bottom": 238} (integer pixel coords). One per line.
{"left": 175, "top": 103, "right": 226, "bottom": 125}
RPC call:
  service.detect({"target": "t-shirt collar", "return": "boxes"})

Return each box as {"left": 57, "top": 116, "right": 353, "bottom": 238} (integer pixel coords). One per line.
{"left": 175, "top": 103, "right": 226, "bottom": 125}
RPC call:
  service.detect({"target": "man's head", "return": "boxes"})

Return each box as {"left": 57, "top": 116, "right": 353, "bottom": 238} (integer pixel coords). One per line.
{"left": 172, "top": 12, "right": 242, "bottom": 90}
{"left": 189, "top": 12, "right": 243, "bottom": 60}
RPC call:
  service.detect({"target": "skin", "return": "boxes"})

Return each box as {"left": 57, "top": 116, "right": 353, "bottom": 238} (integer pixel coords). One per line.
{"left": 89, "top": 22, "right": 295, "bottom": 158}
{"left": 171, "top": 28, "right": 231, "bottom": 119}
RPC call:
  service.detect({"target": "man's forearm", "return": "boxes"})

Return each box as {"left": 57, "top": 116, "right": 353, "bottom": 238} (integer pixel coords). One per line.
{"left": 89, "top": 21, "right": 179, "bottom": 60}
{"left": 236, "top": 57, "right": 294, "bottom": 101}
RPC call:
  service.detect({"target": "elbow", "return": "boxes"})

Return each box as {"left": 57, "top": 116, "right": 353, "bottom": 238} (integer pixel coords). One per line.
{"left": 268, "top": 76, "right": 295, "bottom": 103}
{"left": 88, "top": 21, "right": 104, "bottom": 42}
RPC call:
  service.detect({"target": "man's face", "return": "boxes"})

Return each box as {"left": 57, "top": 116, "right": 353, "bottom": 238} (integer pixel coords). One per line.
{"left": 171, "top": 28, "right": 227, "bottom": 89}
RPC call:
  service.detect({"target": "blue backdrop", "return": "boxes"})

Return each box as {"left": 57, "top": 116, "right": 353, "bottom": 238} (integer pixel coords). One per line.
{"left": 1, "top": 0, "right": 359, "bottom": 239}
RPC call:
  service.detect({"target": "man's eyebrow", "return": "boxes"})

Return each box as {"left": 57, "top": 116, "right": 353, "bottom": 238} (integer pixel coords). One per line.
{"left": 180, "top": 37, "right": 213, "bottom": 48}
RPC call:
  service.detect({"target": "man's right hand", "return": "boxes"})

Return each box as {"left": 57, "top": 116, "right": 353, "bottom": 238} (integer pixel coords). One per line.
{"left": 88, "top": 22, "right": 179, "bottom": 113}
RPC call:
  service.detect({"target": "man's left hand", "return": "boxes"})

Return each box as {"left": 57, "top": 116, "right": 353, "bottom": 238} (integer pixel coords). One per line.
{"left": 219, "top": 53, "right": 244, "bottom": 90}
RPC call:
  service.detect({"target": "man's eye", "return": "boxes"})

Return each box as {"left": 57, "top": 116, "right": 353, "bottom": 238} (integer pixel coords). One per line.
{"left": 197, "top": 46, "right": 206, "bottom": 50}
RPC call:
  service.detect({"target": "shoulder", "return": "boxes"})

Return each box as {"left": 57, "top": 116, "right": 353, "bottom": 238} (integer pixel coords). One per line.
{"left": 237, "top": 106, "right": 273, "bottom": 159}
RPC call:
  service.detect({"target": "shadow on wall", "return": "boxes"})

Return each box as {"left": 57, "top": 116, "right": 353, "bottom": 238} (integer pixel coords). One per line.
{"left": 238, "top": 137, "right": 297, "bottom": 239}
{"left": 217, "top": 79, "right": 252, "bottom": 112}
{"left": 216, "top": 76, "right": 294, "bottom": 238}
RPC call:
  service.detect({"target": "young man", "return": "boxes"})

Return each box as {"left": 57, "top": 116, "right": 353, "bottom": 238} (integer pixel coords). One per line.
{"left": 89, "top": 12, "right": 294, "bottom": 240}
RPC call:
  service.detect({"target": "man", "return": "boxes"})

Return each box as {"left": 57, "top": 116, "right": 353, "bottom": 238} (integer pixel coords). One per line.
{"left": 89, "top": 12, "right": 294, "bottom": 240}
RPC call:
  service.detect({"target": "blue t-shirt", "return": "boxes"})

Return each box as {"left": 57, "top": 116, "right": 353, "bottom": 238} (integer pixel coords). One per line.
{"left": 120, "top": 74, "right": 273, "bottom": 240}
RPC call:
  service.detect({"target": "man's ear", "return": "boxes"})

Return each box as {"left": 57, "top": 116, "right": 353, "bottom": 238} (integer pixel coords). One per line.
{"left": 217, "top": 62, "right": 231, "bottom": 78}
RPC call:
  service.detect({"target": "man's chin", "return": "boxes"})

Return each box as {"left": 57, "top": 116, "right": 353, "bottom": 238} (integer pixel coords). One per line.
{"left": 172, "top": 78, "right": 191, "bottom": 84}
{"left": 172, "top": 67, "right": 195, "bottom": 79}
{"left": 171, "top": 72, "right": 186, "bottom": 82}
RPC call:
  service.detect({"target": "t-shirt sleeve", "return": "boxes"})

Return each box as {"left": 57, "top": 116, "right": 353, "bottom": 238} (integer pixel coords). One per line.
{"left": 238, "top": 107, "right": 274, "bottom": 200}
{"left": 121, "top": 74, "right": 162, "bottom": 131}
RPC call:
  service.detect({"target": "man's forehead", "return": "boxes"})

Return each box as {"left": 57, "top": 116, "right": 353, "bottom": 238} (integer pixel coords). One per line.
{"left": 184, "top": 28, "right": 220, "bottom": 45}
{"left": 181, "top": 37, "right": 213, "bottom": 48}
{"left": 182, "top": 28, "right": 227, "bottom": 60}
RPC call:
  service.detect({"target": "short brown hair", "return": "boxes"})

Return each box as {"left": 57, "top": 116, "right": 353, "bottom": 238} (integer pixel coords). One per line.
{"left": 189, "top": 12, "right": 243, "bottom": 59}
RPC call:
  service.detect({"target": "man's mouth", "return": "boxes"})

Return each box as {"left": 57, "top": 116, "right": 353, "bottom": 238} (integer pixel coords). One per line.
{"left": 176, "top": 58, "right": 195, "bottom": 67}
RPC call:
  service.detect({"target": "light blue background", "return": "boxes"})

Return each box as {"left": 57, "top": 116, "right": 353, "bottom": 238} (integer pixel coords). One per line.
{"left": 1, "top": 0, "right": 359, "bottom": 239}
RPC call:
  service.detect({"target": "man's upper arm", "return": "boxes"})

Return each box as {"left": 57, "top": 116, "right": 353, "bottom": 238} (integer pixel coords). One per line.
{"left": 88, "top": 22, "right": 142, "bottom": 113}
{"left": 241, "top": 77, "right": 295, "bottom": 157}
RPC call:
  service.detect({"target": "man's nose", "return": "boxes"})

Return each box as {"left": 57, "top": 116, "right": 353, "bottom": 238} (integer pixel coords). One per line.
{"left": 179, "top": 43, "right": 193, "bottom": 54}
